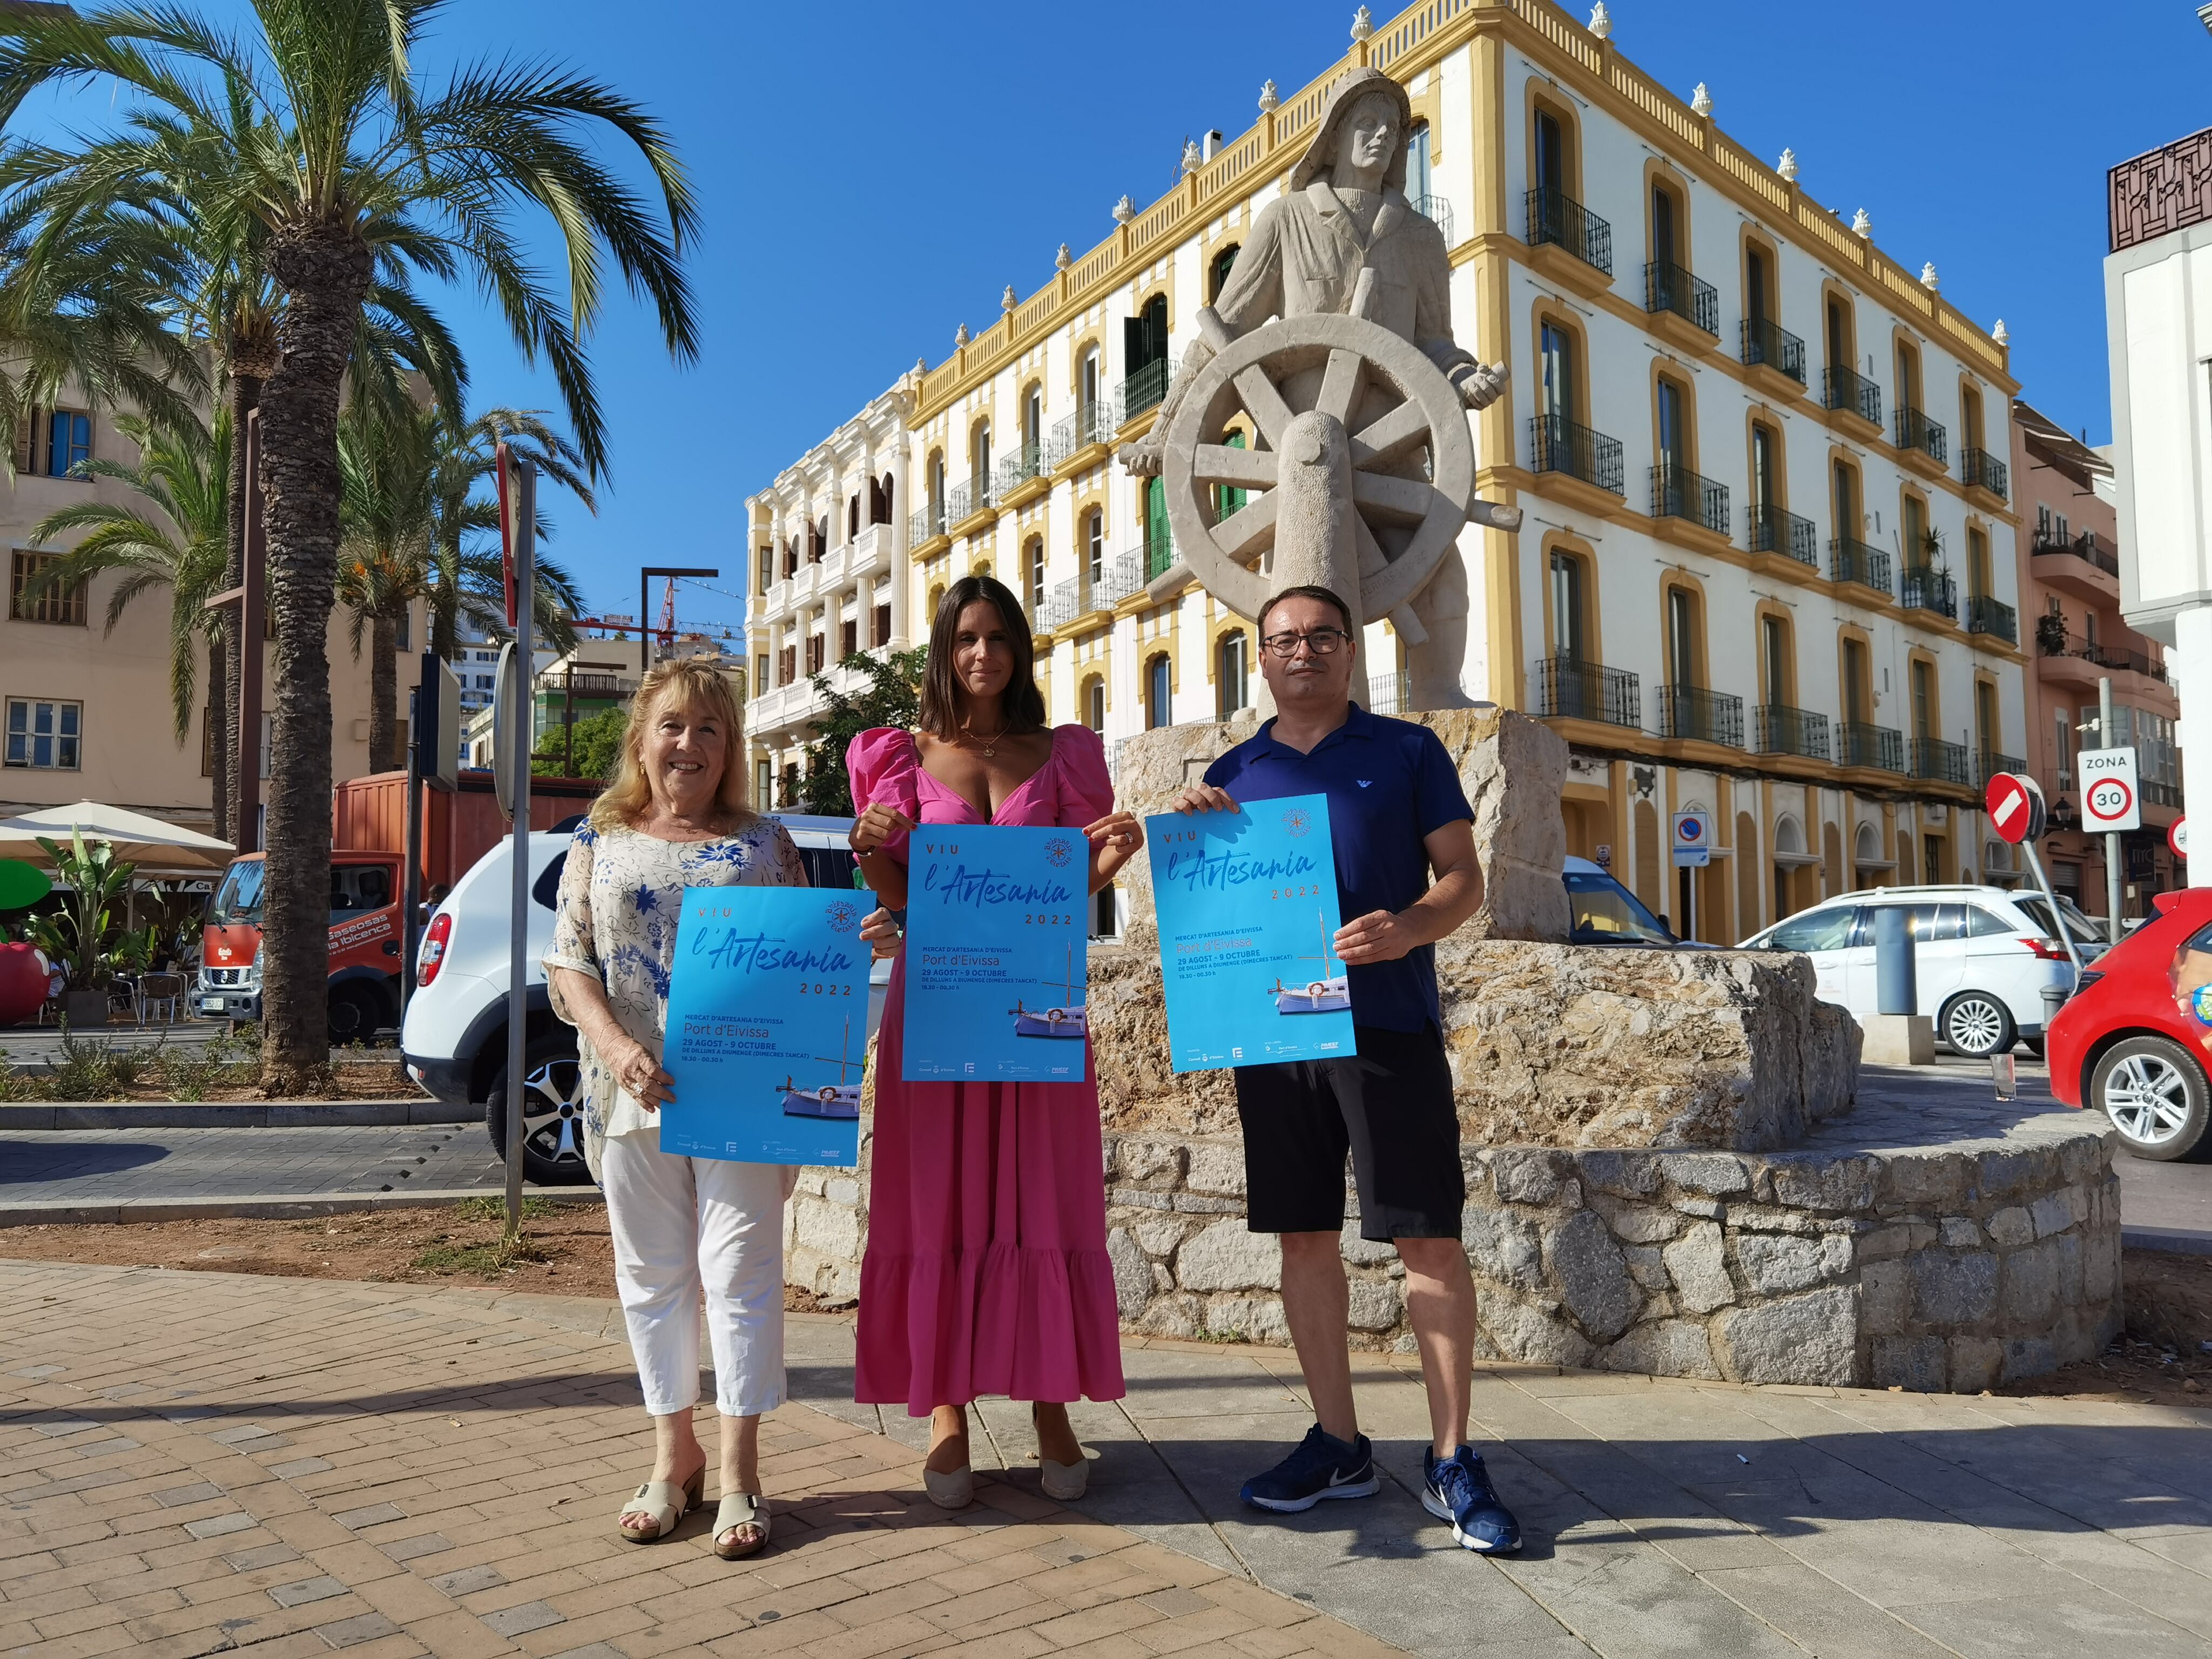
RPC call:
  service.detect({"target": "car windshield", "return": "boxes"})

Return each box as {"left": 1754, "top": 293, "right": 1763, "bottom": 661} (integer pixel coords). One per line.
{"left": 2016, "top": 894, "right": 2105, "bottom": 947}
{"left": 1564, "top": 872, "right": 1675, "bottom": 945}
{"left": 208, "top": 860, "right": 264, "bottom": 925}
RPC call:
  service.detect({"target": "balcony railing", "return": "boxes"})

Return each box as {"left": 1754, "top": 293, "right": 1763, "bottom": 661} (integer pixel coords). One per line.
{"left": 2146, "top": 779, "right": 2184, "bottom": 809}
{"left": 1840, "top": 721, "right": 1905, "bottom": 773}
{"left": 942, "top": 478, "right": 987, "bottom": 528}
{"left": 1960, "top": 447, "right": 2008, "bottom": 499}
{"left": 1644, "top": 260, "right": 1717, "bottom": 333}
{"left": 1911, "top": 736, "right": 1970, "bottom": 786}
{"left": 1533, "top": 655, "right": 1640, "bottom": 727}
{"left": 1741, "top": 318, "right": 1806, "bottom": 384}
{"left": 1830, "top": 536, "right": 1892, "bottom": 594}
{"left": 1899, "top": 565, "right": 1958, "bottom": 621}
{"left": 993, "top": 441, "right": 1044, "bottom": 498}
{"left": 2033, "top": 525, "right": 2119, "bottom": 575}
{"left": 1530, "top": 413, "right": 1624, "bottom": 493}
{"left": 1143, "top": 525, "right": 1177, "bottom": 581}
{"left": 1411, "top": 193, "right": 1454, "bottom": 245}
{"left": 1659, "top": 684, "right": 1744, "bottom": 747}
{"left": 1823, "top": 364, "right": 1881, "bottom": 426}
{"left": 1757, "top": 705, "right": 1831, "bottom": 761}
{"left": 1366, "top": 672, "right": 1411, "bottom": 716}
{"left": 2042, "top": 631, "right": 2168, "bottom": 681}
{"left": 1976, "top": 749, "right": 2025, "bottom": 787}
{"left": 1120, "top": 359, "right": 1170, "bottom": 423}
{"left": 1033, "top": 578, "right": 1078, "bottom": 634}
{"left": 1965, "top": 595, "right": 2018, "bottom": 645}
{"left": 1748, "top": 502, "right": 1818, "bottom": 565}
{"left": 1090, "top": 549, "right": 1145, "bottom": 609}
{"left": 1044, "top": 399, "right": 1117, "bottom": 468}
{"left": 1896, "top": 405, "right": 1948, "bottom": 466}
{"left": 1526, "top": 186, "right": 1612, "bottom": 274}
{"left": 1651, "top": 462, "right": 1729, "bottom": 535}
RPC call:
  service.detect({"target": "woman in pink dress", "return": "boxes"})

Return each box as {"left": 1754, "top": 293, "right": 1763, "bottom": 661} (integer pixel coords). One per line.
{"left": 846, "top": 575, "right": 1144, "bottom": 1508}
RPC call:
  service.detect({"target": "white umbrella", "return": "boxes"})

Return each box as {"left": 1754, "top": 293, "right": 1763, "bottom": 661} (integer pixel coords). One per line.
{"left": 0, "top": 801, "right": 237, "bottom": 871}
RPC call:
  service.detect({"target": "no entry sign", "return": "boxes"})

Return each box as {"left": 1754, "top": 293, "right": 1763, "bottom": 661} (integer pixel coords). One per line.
{"left": 2079, "top": 746, "right": 2142, "bottom": 833}
{"left": 2172, "top": 817, "right": 2189, "bottom": 860}
{"left": 1984, "top": 772, "right": 2044, "bottom": 845}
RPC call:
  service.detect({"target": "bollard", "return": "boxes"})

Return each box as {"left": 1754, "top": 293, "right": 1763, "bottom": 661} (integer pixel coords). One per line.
{"left": 2040, "top": 982, "right": 2067, "bottom": 1031}
{"left": 1874, "top": 906, "right": 1917, "bottom": 1016}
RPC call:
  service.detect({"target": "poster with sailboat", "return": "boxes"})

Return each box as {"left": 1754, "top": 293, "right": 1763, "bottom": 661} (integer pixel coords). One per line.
{"left": 1144, "top": 792, "right": 1358, "bottom": 1072}
{"left": 660, "top": 886, "right": 867, "bottom": 1166}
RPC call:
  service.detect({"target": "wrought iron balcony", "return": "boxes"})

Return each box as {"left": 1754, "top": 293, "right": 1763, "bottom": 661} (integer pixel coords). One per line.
{"left": 1144, "top": 523, "right": 1177, "bottom": 581}
{"left": 1120, "top": 359, "right": 1169, "bottom": 422}
{"left": 1895, "top": 404, "right": 1948, "bottom": 466}
{"left": 1823, "top": 364, "right": 1881, "bottom": 426}
{"left": 1741, "top": 317, "right": 1806, "bottom": 384}
{"left": 1044, "top": 400, "right": 1117, "bottom": 468}
{"left": 1526, "top": 186, "right": 1613, "bottom": 274}
{"left": 1644, "top": 260, "right": 1717, "bottom": 333}
{"left": 1660, "top": 684, "right": 1744, "bottom": 747}
{"left": 943, "top": 477, "right": 988, "bottom": 528}
{"left": 2041, "top": 630, "right": 2168, "bottom": 681}
{"left": 1033, "top": 579, "right": 1078, "bottom": 634}
{"left": 1965, "top": 595, "right": 2017, "bottom": 645}
{"left": 1960, "top": 447, "right": 2008, "bottom": 499}
{"left": 993, "top": 441, "right": 1044, "bottom": 498}
{"left": 1748, "top": 502, "right": 1817, "bottom": 565}
{"left": 1533, "top": 655, "right": 1640, "bottom": 727}
{"left": 1976, "top": 749, "right": 2025, "bottom": 787}
{"left": 1529, "top": 413, "right": 1624, "bottom": 493}
{"left": 1840, "top": 721, "right": 1905, "bottom": 773}
{"left": 1411, "top": 193, "right": 1454, "bottom": 244}
{"left": 2146, "top": 779, "right": 2184, "bottom": 809}
{"left": 1089, "top": 549, "right": 1144, "bottom": 609}
{"left": 1899, "top": 565, "right": 1958, "bottom": 621}
{"left": 1911, "top": 736, "right": 1970, "bottom": 786}
{"left": 1757, "top": 704, "right": 1831, "bottom": 761}
{"left": 1651, "top": 462, "right": 1729, "bottom": 535}
{"left": 1829, "top": 536, "right": 1891, "bottom": 594}
{"left": 2032, "top": 525, "right": 2119, "bottom": 575}
{"left": 1366, "top": 672, "right": 1411, "bottom": 716}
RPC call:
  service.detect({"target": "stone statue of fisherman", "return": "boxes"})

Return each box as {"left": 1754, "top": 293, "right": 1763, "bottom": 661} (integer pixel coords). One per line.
{"left": 1122, "top": 66, "right": 1512, "bottom": 710}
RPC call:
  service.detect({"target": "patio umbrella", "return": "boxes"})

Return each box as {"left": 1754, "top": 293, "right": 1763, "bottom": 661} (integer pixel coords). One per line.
{"left": 0, "top": 801, "right": 236, "bottom": 872}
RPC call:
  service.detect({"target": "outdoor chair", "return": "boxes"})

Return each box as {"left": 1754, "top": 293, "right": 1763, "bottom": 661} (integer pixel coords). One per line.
{"left": 138, "top": 972, "right": 186, "bottom": 1025}
{"left": 106, "top": 977, "right": 137, "bottom": 1022}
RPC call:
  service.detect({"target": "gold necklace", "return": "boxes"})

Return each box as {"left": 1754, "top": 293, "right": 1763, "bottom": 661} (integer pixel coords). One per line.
{"left": 960, "top": 720, "right": 1009, "bottom": 758}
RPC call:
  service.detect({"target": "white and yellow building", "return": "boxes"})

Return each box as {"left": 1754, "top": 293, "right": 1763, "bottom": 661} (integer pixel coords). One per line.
{"left": 744, "top": 0, "right": 2026, "bottom": 943}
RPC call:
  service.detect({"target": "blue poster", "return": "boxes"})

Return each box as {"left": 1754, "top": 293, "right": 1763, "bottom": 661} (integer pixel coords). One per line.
{"left": 1145, "top": 793, "right": 1357, "bottom": 1072}
{"left": 901, "top": 824, "right": 1089, "bottom": 1083}
{"left": 660, "top": 886, "right": 868, "bottom": 1166}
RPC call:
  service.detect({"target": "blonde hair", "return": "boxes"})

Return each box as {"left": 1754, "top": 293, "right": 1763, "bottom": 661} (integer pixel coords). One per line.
{"left": 588, "top": 656, "right": 757, "bottom": 834}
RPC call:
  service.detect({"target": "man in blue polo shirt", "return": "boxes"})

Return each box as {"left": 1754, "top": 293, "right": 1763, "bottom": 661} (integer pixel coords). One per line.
{"left": 1169, "top": 583, "right": 1521, "bottom": 1556}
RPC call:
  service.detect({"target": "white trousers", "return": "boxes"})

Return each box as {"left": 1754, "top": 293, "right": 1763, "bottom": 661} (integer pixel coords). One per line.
{"left": 601, "top": 1131, "right": 786, "bottom": 1418}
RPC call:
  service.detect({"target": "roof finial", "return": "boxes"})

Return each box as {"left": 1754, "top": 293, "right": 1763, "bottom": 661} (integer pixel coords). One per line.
{"left": 1350, "top": 4, "right": 1373, "bottom": 42}
{"left": 1777, "top": 147, "right": 1798, "bottom": 183}
{"left": 1112, "top": 194, "right": 1136, "bottom": 225}
{"left": 1181, "top": 137, "right": 1203, "bottom": 176}
{"left": 1920, "top": 261, "right": 1940, "bottom": 291}
{"left": 1690, "top": 83, "right": 1713, "bottom": 117}
{"left": 1258, "top": 78, "right": 1279, "bottom": 112}
{"left": 1002, "top": 285, "right": 1017, "bottom": 313}
{"left": 1993, "top": 319, "right": 2009, "bottom": 346}
{"left": 954, "top": 323, "right": 970, "bottom": 347}
{"left": 1588, "top": 2, "right": 1612, "bottom": 38}
{"left": 1055, "top": 243, "right": 1072, "bottom": 271}
{"left": 1851, "top": 207, "right": 1872, "bottom": 238}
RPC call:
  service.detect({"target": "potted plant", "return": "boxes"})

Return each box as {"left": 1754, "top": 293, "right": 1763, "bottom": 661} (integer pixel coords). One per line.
{"left": 26, "top": 832, "right": 137, "bottom": 1028}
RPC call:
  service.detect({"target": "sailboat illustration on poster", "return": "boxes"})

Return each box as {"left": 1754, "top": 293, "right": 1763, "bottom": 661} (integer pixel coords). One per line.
{"left": 1010, "top": 941, "right": 1088, "bottom": 1038}
{"left": 1270, "top": 909, "right": 1350, "bottom": 1015}
{"left": 779, "top": 1013, "right": 863, "bottom": 1120}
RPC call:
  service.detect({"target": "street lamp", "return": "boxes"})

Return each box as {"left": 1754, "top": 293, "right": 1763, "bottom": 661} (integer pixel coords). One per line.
{"left": 638, "top": 566, "right": 719, "bottom": 676}
{"left": 2049, "top": 795, "right": 2077, "bottom": 834}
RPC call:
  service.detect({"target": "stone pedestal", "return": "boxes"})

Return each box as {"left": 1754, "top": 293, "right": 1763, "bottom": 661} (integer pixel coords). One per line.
{"left": 1863, "top": 1015, "right": 1937, "bottom": 1066}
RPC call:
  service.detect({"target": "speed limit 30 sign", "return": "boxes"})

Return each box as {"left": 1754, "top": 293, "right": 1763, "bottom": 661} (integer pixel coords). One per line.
{"left": 2079, "top": 745, "right": 2142, "bottom": 833}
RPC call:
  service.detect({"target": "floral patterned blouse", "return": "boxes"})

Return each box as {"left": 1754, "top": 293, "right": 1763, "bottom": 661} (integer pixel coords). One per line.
{"left": 543, "top": 817, "right": 805, "bottom": 1168}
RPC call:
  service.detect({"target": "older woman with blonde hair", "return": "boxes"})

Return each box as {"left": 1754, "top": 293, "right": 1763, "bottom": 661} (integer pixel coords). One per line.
{"left": 544, "top": 656, "right": 804, "bottom": 1560}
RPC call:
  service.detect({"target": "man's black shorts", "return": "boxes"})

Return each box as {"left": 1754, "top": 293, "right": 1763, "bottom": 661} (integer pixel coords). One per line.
{"left": 1232, "top": 1023, "right": 1463, "bottom": 1241}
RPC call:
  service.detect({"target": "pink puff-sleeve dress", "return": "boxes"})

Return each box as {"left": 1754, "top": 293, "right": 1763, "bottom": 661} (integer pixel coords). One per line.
{"left": 846, "top": 725, "right": 1127, "bottom": 1415}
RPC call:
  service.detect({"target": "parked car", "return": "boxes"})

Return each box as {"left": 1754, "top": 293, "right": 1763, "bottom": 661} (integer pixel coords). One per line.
{"left": 1738, "top": 885, "right": 2107, "bottom": 1058}
{"left": 1563, "top": 856, "right": 1703, "bottom": 947}
{"left": 2047, "top": 889, "right": 2212, "bottom": 1159}
{"left": 400, "top": 813, "right": 885, "bottom": 1186}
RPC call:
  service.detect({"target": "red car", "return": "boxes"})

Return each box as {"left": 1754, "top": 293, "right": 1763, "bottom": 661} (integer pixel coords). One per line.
{"left": 2047, "top": 888, "right": 2212, "bottom": 1160}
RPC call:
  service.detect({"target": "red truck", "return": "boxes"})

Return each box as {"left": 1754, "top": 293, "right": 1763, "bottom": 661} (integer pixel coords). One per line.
{"left": 195, "top": 770, "right": 602, "bottom": 1038}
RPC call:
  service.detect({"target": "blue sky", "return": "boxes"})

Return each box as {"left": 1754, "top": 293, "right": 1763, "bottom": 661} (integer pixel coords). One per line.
{"left": 25, "top": 0, "right": 2212, "bottom": 633}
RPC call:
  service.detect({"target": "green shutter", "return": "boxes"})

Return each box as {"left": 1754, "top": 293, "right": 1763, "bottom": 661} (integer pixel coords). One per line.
{"left": 1145, "top": 477, "right": 1172, "bottom": 577}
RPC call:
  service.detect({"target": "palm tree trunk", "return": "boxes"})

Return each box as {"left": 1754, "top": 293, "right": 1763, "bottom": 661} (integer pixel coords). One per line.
{"left": 221, "top": 340, "right": 273, "bottom": 849}
{"left": 369, "top": 609, "right": 398, "bottom": 772}
{"left": 206, "top": 636, "right": 228, "bottom": 833}
{"left": 256, "top": 225, "right": 373, "bottom": 1096}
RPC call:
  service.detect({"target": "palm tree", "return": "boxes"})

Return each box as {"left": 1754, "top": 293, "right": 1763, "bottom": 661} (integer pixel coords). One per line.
{"left": 20, "top": 412, "right": 231, "bottom": 818}
{"left": 424, "top": 407, "right": 592, "bottom": 664}
{"left": 0, "top": 2, "right": 698, "bottom": 1092}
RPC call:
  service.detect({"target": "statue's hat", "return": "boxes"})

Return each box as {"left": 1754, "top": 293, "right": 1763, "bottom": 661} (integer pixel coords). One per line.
{"left": 1288, "top": 68, "right": 1415, "bottom": 195}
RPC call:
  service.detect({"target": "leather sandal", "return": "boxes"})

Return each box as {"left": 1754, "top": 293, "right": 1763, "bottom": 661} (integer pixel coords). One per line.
{"left": 616, "top": 1467, "right": 703, "bottom": 1543}
{"left": 712, "top": 1492, "right": 770, "bottom": 1559}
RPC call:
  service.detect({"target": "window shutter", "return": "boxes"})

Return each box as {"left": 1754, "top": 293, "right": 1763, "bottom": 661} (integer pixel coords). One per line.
{"left": 1124, "top": 316, "right": 1144, "bottom": 374}
{"left": 12, "top": 416, "right": 31, "bottom": 475}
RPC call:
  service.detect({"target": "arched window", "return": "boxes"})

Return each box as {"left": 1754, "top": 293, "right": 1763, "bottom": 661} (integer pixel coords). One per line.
{"left": 1217, "top": 632, "right": 1248, "bottom": 717}
{"left": 1080, "top": 347, "right": 1101, "bottom": 435}
{"left": 1145, "top": 653, "right": 1172, "bottom": 730}
{"left": 1405, "top": 120, "right": 1432, "bottom": 206}
{"left": 969, "top": 419, "right": 991, "bottom": 498}
{"left": 1023, "top": 386, "right": 1043, "bottom": 468}
{"left": 1085, "top": 508, "right": 1105, "bottom": 586}
{"left": 1083, "top": 676, "right": 1105, "bottom": 732}
{"left": 1853, "top": 820, "right": 1885, "bottom": 887}
{"left": 928, "top": 451, "right": 946, "bottom": 532}
{"left": 1209, "top": 243, "right": 1240, "bottom": 304}
{"left": 1025, "top": 536, "right": 1045, "bottom": 606}
{"left": 927, "top": 582, "right": 945, "bottom": 622}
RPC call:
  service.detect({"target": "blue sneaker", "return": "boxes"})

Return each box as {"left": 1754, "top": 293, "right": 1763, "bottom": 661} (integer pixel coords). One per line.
{"left": 1422, "top": 1445, "right": 1522, "bottom": 1553}
{"left": 1240, "top": 1424, "right": 1380, "bottom": 1513}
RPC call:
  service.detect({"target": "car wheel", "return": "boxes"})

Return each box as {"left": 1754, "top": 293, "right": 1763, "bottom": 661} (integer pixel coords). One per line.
{"left": 2094, "top": 1036, "right": 2210, "bottom": 1161}
{"left": 327, "top": 981, "right": 386, "bottom": 1043}
{"left": 2020, "top": 1037, "right": 2046, "bottom": 1060}
{"left": 1939, "top": 991, "right": 2015, "bottom": 1058}
{"left": 484, "top": 1033, "right": 595, "bottom": 1187}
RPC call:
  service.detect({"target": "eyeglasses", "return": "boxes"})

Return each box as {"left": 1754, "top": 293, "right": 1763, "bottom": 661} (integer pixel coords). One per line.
{"left": 1260, "top": 627, "right": 1349, "bottom": 658}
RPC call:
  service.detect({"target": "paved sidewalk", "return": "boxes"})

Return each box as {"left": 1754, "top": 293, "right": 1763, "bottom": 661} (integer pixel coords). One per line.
{"left": 0, "top": 1123, "right": 508, "bottom": 1205}
{"left": 11, "top": 1263, "right": 2212, "bottom": 1656}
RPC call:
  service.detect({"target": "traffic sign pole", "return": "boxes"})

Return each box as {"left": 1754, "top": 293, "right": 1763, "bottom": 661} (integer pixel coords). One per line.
{"left": 2102, "top": 677, "right": 2121, "bottom": 942}
{"left": 2020, "top": 838, "right": 2086, "bottom": 991}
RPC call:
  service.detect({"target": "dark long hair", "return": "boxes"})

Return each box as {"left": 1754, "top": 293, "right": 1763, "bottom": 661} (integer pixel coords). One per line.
{"left": 916, "top": 575, "right": 1048, "bottom": 737}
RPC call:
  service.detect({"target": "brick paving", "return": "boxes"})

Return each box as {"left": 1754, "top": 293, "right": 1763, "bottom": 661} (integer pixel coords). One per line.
{"left": 0, "top": 1261, "right": 1401, "bottom": 1659}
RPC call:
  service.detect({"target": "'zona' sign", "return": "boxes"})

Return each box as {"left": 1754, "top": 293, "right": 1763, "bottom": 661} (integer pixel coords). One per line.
{"left": 2079, "top": 746, "right": 2142, "bottom": 833}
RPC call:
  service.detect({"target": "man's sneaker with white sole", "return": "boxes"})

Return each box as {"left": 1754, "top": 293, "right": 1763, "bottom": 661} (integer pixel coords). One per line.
{"left": 1422, "top": 1444, "right": 1522, "bottom": 1553}
{"left": 1240, "top": 1424, "right": 1380, "bottom": 1513}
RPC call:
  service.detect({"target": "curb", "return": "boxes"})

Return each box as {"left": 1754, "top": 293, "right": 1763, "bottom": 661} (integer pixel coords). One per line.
{"left": 0, "top": 1186, "right": 603, "bottom": 1228}
{"left": 0, "top": 1101, "right": 475, "bottom": 1130}
{"left": 2122, "top": 1226, "right": 2212, "bottom": 1258}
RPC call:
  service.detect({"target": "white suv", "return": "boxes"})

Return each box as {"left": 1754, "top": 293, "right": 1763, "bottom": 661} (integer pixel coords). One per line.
{"left": 1739, "top": 885, "right": 2106, "bottom": 1058}
{"left": 400, "top": 814, "right": 884, "bottom": 1185}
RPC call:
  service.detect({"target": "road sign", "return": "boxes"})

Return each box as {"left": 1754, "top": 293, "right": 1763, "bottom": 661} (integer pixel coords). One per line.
{"left": 1984, "top": 772, "right": 2045, "bottom": 845}
{"left": 2079, "top": 746, "right": 2142, "bottom": 832}
{"left": 1670, "top": 811, "right": 1710, "bottom": 868}
{"left": 2173, "top": 817, "right": 2189, "bottom": 859}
